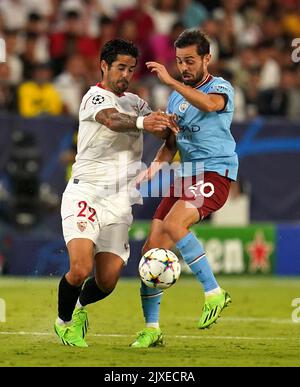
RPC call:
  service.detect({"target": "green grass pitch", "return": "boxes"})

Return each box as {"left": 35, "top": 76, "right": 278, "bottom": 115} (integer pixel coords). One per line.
{"left": 0, "top": 276, "right": 299, "bottom": 367}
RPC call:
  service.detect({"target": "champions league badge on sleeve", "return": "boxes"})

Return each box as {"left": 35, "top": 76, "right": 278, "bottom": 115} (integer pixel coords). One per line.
{"left": 92, "top": 95, "right": 105, "bottom": 105}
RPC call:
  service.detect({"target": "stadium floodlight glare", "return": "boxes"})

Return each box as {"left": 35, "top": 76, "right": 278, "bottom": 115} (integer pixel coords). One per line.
{"left": 0, "top": 38, "right": 5, "bottom": 63}
{"left": 0, "top": 298, "right": 6, "bottom": 322}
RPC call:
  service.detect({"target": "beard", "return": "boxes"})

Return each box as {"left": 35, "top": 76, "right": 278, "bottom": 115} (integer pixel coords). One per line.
{"left": 115, "top": 79, "right": 129, "bottom": 93}
{"left": 110, "top": 79, "right": 129, "bottom": 94}
{"left": 181, "top": 68, "right": 205, "bottom": 87}
{"left": 182, "top": 78, "right": 197, "bottom": 86}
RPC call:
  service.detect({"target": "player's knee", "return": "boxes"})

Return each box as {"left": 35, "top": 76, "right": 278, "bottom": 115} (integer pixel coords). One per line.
{"left": 69, "top": 264, "right": 92, "bottom": 285}
{"left": 95, "top": 274, "right": 117, "bottom": 294}
{"left": 162, "top": 218, "right": 181, "bottom": 241}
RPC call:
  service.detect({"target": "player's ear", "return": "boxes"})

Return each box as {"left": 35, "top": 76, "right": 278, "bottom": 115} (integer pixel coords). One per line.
{"left": 100, "top": 60, "right": 108, "bottom": 74}
{"left": 204, "top": 54, "right": 211, "bottom": 66}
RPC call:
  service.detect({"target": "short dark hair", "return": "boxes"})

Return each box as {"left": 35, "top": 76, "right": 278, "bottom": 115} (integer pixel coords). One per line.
{"left": 174, "top": 29, "right": 210, "bottom": 56}
{"left": 100, "top": 39, "right": 139, "bottom": 65}
{"left": 64, "top": 10, "right": 80, "bottom": 20}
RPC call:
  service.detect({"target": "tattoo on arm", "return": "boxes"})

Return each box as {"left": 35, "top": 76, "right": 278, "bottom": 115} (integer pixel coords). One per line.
{"left": 95, "top": 108, "right": 138, "bottom": 132}
{"left": 108, "top": 112, "right": 138, "bottom": 132}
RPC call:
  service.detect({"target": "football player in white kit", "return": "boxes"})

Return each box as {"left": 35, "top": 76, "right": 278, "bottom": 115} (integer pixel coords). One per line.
{"left": 54, "top": 39, "right": 178, "bottom": 347}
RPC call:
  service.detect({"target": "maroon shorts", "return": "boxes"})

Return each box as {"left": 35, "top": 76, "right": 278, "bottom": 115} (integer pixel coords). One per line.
{"left": 153, "top": 172, "right": 231, "bottom": 221}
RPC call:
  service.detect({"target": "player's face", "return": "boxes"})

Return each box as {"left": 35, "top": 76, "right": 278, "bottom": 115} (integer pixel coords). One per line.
{"left": 102, "top": 55, "right": 137, "bottom": 94}
{"left": 176, "top": 45, "right": 210, "bottom": 87}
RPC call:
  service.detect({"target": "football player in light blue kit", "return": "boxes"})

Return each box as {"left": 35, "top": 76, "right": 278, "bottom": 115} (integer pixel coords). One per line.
{"left": 131, "top": 29, "right": 238, "bottom": 348}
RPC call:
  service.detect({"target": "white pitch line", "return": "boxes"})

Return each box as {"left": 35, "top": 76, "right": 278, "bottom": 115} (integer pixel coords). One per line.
{"left": 222, "top": 316, "right": 294, "bottom": 324}
{"left": 179, "top": 316, "right": 297, "bottom": 324}
{"left": 0, "top": 331, "right": 51, "bottom": 336}
{"left": 0, "top": 331, "right": 299, "bottom": 341}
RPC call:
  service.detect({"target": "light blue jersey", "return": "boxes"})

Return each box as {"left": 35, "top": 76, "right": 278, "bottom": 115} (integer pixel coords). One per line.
{"left": 167, "top": 75, "right": 238, "bottom": 180}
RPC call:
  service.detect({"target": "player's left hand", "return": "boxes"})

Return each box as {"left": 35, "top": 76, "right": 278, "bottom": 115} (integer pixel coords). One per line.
{"left": 167, "top": 113, "right": 179, "bottom": 135}
{"left": 156, "top": 110, "right": 179, "bottom": 136}
{"left": 146, "top": 62, "right": 174, "bottom": 87}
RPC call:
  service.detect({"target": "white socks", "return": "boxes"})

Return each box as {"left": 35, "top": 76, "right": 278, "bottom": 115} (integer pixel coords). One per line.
{"left": 76, "top": 299, "right": 83, "bottom": 308}
{"left": 146, "top": 323, "right": 160, "bottom": 329}
{"left": 204, "top": 287, "right": 222, "bottom": 298}
{"left": 56, "top": 317, "right": 71, "bottom": 326}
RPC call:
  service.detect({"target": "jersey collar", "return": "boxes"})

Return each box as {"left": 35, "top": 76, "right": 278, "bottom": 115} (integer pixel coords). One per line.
{"left": 96, "top": 82, "right": 125, "bottom": 97}
{"left": 194, "top": 74, "right": 212, "bottom": 89}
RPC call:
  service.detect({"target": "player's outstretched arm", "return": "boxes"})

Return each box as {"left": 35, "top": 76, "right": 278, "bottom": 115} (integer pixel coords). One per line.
{"left": 143, "top": 111, "right": 179, "bottom": 137}
{"left": 136, "top": 133, "right": 177, "bottom": 185}
{"left": 95, "top": 108, "right": 178, "bottom": 136}
{"left": 153, "top": 131, "right": 177, "bottom": 164}
{"left": 146, "top": 61, "right": 226, "bottom": 113}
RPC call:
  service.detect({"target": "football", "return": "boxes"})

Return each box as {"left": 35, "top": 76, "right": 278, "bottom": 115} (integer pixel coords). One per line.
{"left": 138, "top": 248, "right": 181, "bottom": 289}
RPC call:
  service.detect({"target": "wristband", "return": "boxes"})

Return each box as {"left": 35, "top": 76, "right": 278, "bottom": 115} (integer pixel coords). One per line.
{"left": 136, "top": 116, "right": 145, "bottom": 130}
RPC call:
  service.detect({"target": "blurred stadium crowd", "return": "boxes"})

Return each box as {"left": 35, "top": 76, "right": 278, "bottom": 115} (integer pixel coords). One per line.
{"left": 1, "top": 0, "right": 300, "bottom": 121}
{"left": 0, "top": 1, "right": 300, "bottom": 276}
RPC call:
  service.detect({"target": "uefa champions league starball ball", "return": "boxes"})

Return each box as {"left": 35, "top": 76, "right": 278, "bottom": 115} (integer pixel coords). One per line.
{"left": 138, "top": 248, "right": 181, "bottom": 290}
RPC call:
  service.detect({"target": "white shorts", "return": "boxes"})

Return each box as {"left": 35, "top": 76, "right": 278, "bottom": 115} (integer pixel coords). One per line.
{"left": 61, "top": 180, "right": 133, "bottom": 263}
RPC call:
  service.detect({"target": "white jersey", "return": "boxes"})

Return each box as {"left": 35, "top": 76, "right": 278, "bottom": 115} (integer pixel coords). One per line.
{"left": 70, "top": 84, "right": 151, "bottom": 203}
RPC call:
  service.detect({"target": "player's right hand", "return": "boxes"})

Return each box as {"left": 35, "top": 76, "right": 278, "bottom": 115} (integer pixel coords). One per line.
{"left": 144, "top": 111, "right": 179, "bottom": 136}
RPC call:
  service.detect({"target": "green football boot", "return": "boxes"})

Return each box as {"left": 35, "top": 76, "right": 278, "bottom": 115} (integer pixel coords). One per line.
{"left": 198, "top": 289, "right": 232, "bottom": 329}
{"left": 130, "top": 327, "right": 163, "bottom": 348}
{"left": 72, "top": 307, "right": 89, "bottom": 339}
{"left": 54, "top": 321, "right": 88, "bottom": 347}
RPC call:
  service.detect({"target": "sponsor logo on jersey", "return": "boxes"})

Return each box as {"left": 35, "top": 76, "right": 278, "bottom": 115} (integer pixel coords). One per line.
{"left": 212, "top": 84, "right": 228, "bottom": 93}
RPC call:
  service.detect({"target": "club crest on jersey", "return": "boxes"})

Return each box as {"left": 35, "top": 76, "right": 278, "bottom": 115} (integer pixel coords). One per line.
{"left": 179, "top": 101, "right": 188, "bottom": 112}
{"left": 92, "top": 95, "right": 105, "bottom": 105}
{"left": 77, "top": 221, "right": 87, "bottom": 232}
